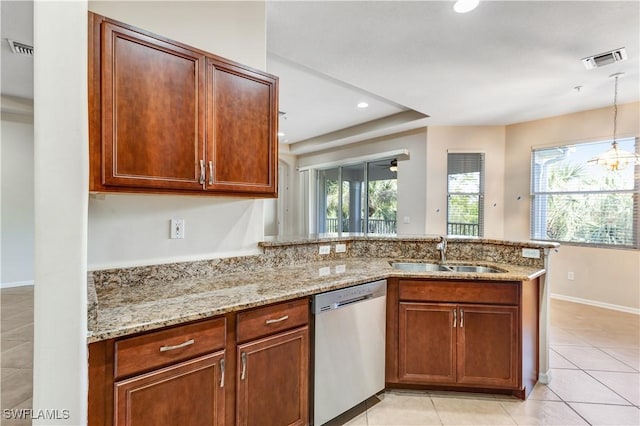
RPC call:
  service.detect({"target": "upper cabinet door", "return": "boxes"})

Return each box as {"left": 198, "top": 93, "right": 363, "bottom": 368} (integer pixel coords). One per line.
{"left": 100, "top": 21, "right": 206, "bottom": 190}
{"left": 206, "top": 59, "right": 278, "bottom": 195}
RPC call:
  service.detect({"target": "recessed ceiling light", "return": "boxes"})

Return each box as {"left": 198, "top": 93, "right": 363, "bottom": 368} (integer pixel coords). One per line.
{"left": 454, "top": 0, "right": 479, "bottom": 13}
{"left": 277, "top": 132, "right": 285, "bottom": 137}
{"left": 357, "top": 102, "right": 369, "bottom": 109}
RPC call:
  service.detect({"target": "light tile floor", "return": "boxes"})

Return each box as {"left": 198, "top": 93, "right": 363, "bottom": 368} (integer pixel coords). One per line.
{"left": 1, "top": 287, "right": 639, "bottom": 425}
{"left": 1, "top": 286, "right": 33, "bottom": 426}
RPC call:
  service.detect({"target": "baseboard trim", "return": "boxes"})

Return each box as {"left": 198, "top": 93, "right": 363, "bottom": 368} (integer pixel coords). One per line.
{"left": 0, "top": 280, "right": 34, "bottom": 289}
{"left": 551, "top": 293, "right": 640, "bottom": 315}
{"left": 538, "top": 370, "right": 551, "bottom": 384}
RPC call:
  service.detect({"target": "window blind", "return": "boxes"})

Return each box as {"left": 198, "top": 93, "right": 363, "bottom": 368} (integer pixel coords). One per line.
{"left": 447, "top": 153, "right": 485, "bottom": 237}
{"left": 530, "top": 137, "right": 639, "bottom": 248}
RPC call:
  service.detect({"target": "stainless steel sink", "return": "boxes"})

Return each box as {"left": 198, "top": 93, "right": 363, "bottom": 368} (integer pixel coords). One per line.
{"left": 442, "top": 265, "right": 504, "bottom": 273}
{"left": 390, "top": 262, "right": 449, "bottom": 272}
{"left": 390, "top": 262, "right": 504, "bottom": 274}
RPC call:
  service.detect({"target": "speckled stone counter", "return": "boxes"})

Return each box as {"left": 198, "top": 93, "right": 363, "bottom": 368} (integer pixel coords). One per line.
{"left": 88, "top": 236, "right": 557, "bottom": 343}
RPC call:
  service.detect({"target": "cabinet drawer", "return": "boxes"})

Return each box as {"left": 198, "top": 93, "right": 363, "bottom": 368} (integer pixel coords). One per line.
{"left": 237, "top": 298, "right": 309, "bottom": 343}
{"left": 399, "top": 280, "right": 519, "bottom": 305}
{"left": 115, "top": 317, "right": 226, "bottom": 379}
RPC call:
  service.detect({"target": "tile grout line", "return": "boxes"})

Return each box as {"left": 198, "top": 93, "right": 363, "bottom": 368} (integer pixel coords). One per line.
{"left": 582, "top": 369, "right": 637, "bottom": 407}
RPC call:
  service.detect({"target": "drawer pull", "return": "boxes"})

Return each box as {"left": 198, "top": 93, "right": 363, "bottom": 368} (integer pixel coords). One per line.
{"left": 208, "top": 161, "right": 213, "bottom": 185}
{"left": 453, "top": 310, "right": 457, "bottom": 328}
{"left": 265, "top": 315, "right": 289, "bottom": 325}
{"left": 220, "top": 358, "right": 225, "bottom": 388}
{"left": 460, "top": 310, "right": 464, "bottom": 328}
{"left": 240, "top": 352, "right": 247, "bottom": 380}
{"left": 159, "top": 338, "right": 195, "bottom": 352}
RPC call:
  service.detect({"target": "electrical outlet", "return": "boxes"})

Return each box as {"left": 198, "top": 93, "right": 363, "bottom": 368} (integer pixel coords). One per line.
{"left": 522, "top": 248, "right": 540, "bottom": 259}
{"left": 170, "top": 219, "right": 185, "bottom": 239}
{"left": 319, "top": 245, "right": 331, "bottom": 255}
{"left": 568, "top": 272, "right": 575, "bottom": 281}
{"left": 335, "top": 243, "right": 347, "bottom": 253}
{"left": 403, "top": 216, "right": 411, "bottom": 224}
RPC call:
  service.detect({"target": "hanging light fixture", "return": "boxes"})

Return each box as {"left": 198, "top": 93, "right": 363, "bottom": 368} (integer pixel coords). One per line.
{"left": 587, "top": 72, "right": 640, "bottom": 171}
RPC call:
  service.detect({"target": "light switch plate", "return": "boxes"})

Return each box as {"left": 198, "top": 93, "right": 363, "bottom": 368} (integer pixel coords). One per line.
{"left": 335, "top": 243, "right": 347, "bottom": 253}
{"left": 319, "top": 245, "right": 331, "bottom": 255}
{"left": 522, "top": 248, "right": 540, "bottom": 258}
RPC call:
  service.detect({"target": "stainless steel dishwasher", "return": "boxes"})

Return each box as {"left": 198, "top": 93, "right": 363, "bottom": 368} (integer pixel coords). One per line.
{"left": 312, "top": 280, "right": 387, "bottom": 425}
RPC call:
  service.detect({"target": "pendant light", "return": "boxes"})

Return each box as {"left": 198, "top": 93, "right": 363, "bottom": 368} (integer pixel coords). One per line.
{"left": 587, "top": 72, "right": 640, "bottom": 171}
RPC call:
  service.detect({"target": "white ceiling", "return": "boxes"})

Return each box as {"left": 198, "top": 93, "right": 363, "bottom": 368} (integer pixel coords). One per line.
{"left": 268, "top": 1, "right": 640, "bottom": 151}
{"left": 2, "top": 1, "right": 638, "bottom": 156}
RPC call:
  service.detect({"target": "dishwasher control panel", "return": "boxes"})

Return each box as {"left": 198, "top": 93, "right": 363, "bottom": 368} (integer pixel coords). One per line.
{"left": 312, "top": 280, "right": 387, "bottom": 314}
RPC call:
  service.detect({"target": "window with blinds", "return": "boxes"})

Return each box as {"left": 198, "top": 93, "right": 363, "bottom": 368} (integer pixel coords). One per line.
{"left": 531, "top": 137, "right": 639, "bottom": 248}
{"left": 447, "top": 153, "right": 484, "bottom": 236}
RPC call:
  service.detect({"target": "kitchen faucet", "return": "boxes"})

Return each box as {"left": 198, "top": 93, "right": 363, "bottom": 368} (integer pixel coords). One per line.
{"left": 436, "top": 236, "right": 447, "bottom": 263}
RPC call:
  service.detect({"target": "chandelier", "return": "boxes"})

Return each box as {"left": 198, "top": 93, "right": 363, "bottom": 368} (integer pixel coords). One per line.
{"left": 587, "top": 73, "right": 639, "bottom": 171}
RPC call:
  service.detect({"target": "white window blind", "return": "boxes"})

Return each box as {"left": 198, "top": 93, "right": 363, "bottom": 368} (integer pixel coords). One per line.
{"left": 531, "top": 137, "right": 639, "bottom": 248}
{"left": 447, "top": 153, "right": 484, "bottom": 236}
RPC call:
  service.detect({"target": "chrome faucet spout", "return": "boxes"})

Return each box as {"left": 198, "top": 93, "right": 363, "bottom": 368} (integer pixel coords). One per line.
{"left": 436, "top": 236, "right": 447, "bottom": 264}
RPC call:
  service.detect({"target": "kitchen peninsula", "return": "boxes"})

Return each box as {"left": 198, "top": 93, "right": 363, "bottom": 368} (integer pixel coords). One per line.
{"left": 87, "top": 235, "right": 557, "bottom": 425}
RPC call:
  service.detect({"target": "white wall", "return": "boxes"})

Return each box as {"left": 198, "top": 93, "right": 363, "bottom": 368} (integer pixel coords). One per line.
{"left": 1, "top": 118, "right": 34, "bottom": 287}
{"left": 33, "top": 1, "right": 88, "bottom": 424}
{"left": 297, "top": 128, "right": 428, "bottom": 235}
{"left": 505, "top": 102, "right": 640, "bottom": 311}
{"left": 86, "top": 1, "right": 268, "bottom": 269}
{"left": 88, "top": 1, "right": 266, "bottom": 70}
{"left": 425, "top": 126, "right": 506, "bottom": 237}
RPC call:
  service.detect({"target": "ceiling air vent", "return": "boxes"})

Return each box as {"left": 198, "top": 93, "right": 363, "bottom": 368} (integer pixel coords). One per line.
{"left": 7, "top": 39, "right": 33, "bottom": 56}
{"left": 582, "top": 47, "right": 627, "bottom": 70}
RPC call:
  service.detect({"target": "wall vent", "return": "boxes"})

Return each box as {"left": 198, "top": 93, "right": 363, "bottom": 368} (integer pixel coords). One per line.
{"left": 582, "top": 47, "right": 627, "bottom": 70}
{"left": 7, "top": 39, "right": 33, "bottom": 56}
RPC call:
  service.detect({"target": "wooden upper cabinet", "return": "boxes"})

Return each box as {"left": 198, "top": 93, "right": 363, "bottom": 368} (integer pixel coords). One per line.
{"left": 206, "top": 59, "right": 278, "bottom": 194}
{"left": 99, "top": 20, "right": 205, "bottom": 190}
{"left": 89, "top": 12, "right": 278, "bottom": 197}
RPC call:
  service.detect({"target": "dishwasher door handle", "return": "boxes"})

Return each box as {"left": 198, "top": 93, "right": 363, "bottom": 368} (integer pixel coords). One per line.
{"left": 334, "top": 294, "right": 371, "bottom": 309}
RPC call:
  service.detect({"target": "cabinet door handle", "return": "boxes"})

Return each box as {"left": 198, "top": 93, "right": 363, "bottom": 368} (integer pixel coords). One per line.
{"left": 265, "top": 315, "right": 289, "bottom": 325}
{"left": 460, "top": 309, "right": 464, "bottom": 328}
{"left": 159, "top": 338, "right": 195, "bottom": 352}
{"left": 208, "top": 161, "right": 213, "bottom": 185}
{"left": 199, "top": 160, "right": 205, "bottom": 185}
{"left": 219, "top": 358, "right": 225, "bottom": 388}
{"left": 240, "top": 352, "right": 247, "bottom": 380}
{"left": 453, "top": 309, "right": 457, "bottom": 328}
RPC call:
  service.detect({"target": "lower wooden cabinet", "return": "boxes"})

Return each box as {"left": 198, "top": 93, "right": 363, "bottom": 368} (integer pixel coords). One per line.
{"left": 389, "top": 278, "right": 538, "bottom": 399}
{"left": 88, "top": 299, "right": 310, "bottom": 426}
{"left": 114, "top": 352, "right": 226, "bottom": 426}
{"left": 236, "top": 327, "right": 309, "bottom": 426}
{"left": 398, "top": 302, "right": 518, "bottom": 388}
{"left": 457, "top": 305, "right": 518, "bottom": 388}
{"left": 398, "top": 303, "right": 456, "bottom": 384}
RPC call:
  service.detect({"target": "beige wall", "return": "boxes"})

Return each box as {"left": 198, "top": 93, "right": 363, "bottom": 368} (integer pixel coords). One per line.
{"left": 87, "top": 1, "right": 268, "bottom": 269}
{"left": 426, "top": 126, "right": 506, "bottom": 237}
{"left": 505, "top": 102, "right": 640, "bottom": 311}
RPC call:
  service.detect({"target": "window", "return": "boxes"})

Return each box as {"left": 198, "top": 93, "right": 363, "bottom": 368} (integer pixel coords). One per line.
{"left": 447, "top": 153, "right": 484, "bottom": 236}
{"left": 317, "top": 159, "right": 397, "bottom": 234}
{"left": 531, "top": 137, "right": 639, "bottom": 248}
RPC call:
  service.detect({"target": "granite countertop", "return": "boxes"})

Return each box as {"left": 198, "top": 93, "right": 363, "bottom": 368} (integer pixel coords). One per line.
{"left": 88, "top": 257, "right": 545, "bottom": 343}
